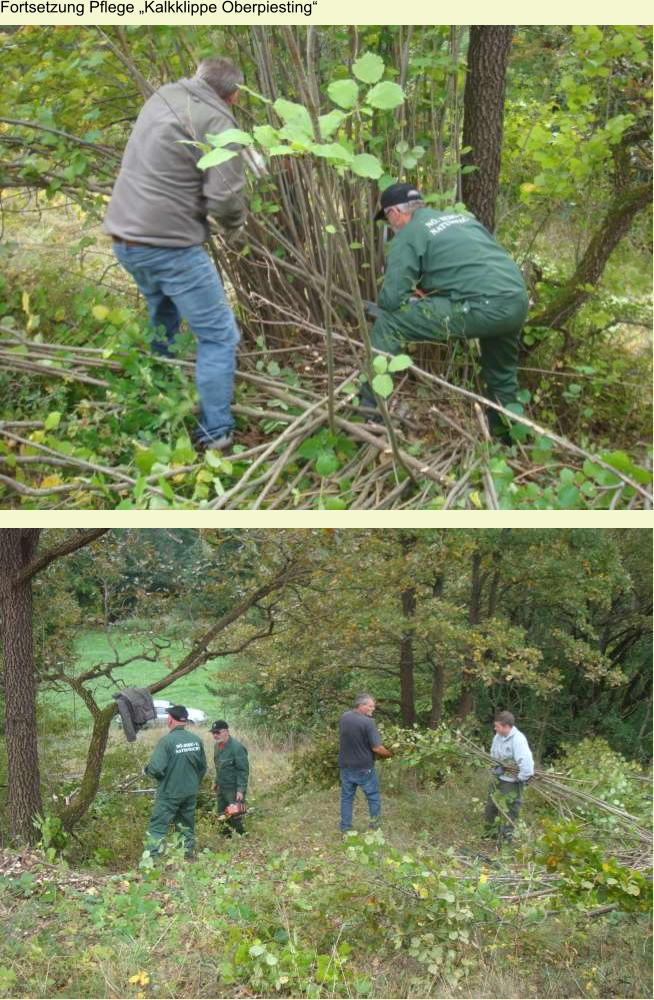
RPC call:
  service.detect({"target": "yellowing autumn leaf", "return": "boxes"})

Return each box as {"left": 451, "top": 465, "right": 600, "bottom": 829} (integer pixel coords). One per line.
{"left": 40, "top": 474, "right": 63, "bottom": 489}
{"left": 128, "top": 971, "right": 150, "bottom": 987}
{"left": 92, "top": 305, "right": 110, "bottom": 321}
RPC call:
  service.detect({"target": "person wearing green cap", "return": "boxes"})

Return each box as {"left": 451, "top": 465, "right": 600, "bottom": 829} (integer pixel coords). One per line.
{"left": 143, "top": 705, "right": 208, "bottom": 860}
{"left": 365, "top": 183, "right": 529, "bottom": 441}
{"left": 210, "top": 720, "right": 249, "bottom": 835}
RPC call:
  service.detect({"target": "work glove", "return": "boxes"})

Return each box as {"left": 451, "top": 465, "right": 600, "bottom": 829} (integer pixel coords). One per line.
{"left": 363, "top": 299, "right": 381, "bottom": 318}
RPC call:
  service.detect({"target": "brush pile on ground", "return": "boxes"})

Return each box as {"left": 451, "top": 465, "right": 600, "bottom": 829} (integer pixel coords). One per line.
{"left": 1, "top": 315, "right": 652, "bottom": 510}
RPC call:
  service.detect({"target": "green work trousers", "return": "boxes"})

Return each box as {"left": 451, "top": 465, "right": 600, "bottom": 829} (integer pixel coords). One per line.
{"left": 217, "top": 787, "right": 244, "bottom": 835}
{"left": 371, "top": 292, "right": 529, "bottom": 435}
{"left": 484, "top": 778, "right": 524, "bottom": 843}
{"left": 145, "top": 793, "right": 197, "bottom": 857}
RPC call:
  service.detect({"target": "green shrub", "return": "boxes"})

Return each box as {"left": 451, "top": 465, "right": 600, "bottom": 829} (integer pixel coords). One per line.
{"left": 289, "top": 733, "right": 340, "bottom": 791}
{"left": 553, "top": 737, "right": 652, "bottom": 831}
{"left": 533, "top": 819, "right": 652, "bottom": 913}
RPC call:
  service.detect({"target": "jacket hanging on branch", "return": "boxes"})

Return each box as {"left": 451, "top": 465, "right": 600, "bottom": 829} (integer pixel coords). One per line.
{"left": 113, "top": 687, "right": 156, "bottom": 742}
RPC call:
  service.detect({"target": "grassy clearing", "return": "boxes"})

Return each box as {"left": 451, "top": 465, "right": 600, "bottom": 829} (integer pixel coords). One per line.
{"left": 38, "top": 626, "right": 232, "bottom": 723}
{"left": 0, "top": 719, "right": 651, "bottom": 1000}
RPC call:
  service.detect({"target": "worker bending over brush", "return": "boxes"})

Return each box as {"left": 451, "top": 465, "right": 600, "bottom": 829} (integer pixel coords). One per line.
{"left": 104, "top": 57, "right": 247, "bottom": 453}
{"left": 364, "top": 183, "right": 529, "bottom": 441}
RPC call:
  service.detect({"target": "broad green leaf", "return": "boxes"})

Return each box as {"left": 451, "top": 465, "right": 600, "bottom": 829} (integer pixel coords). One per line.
{"left": 372, "top": 355, "right": 388, "bottom": 374}
{"left": 325, "top": 224, "right": 337, "bottom": 234}
{"left": 372, "top": 373, "right": 393, "bottom": 398}
{"left": 171, "top": 435, "right": 195, "bottom": 465}
{"left": 279, "top": 122, "right": 314, "bottom": 148}
{"left": 134, "top": 447, "right": 156, "bottom": 475}
{"left": 204, "top": 128, "right": 254, "bottom": 147}
{"left": 310, "top": 142, "right": 353, "bottom": 164}
{"left": 252, "top": 124, "right": 280, "bottom": 148}
{"left": 196, "top": 147, "right": 238, "bottom": 170}
{"left": 205, "top": 449, "right": 225, "bottom": 470}
{"left": 557, "top": 483, "right": 580, "bottom": 508}
{"left": 352, "top": 52, "right": 385, "bottom": 84}
{"left": 324, "top": 496, "right": 347, "bottom": 510}
{"left": 388, "top": 354, "right": 412, "bottom": 372}
{"left": 316, "top": 451, "right": 339, "bottom": 476}
{"left": 298, "top": 435, "right": 326, "bottom": 459}
{"left": 273, "top": 98, "right": 313, "bottom": 136}
{"left": 267, "top": 146, "right": 295, "bottom": 157}
{"left": 327, "top": 78, "right": 359, "bottom": 109}
{"left": 350, "top": 153, "right": 383, "bottom": 179}
{"left": 44, "top": 411, "right": 61, "bottom": 430}
{"left": 365, "top": 81, "right": 405, "bottom": 110}
{"left": 318, "top": 109, "right": 346, "bottom": 139}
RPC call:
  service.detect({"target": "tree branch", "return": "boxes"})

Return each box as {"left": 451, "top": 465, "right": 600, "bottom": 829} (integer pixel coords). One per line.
{"left": 15, "top": 529, "right": 110, "bottom": 585}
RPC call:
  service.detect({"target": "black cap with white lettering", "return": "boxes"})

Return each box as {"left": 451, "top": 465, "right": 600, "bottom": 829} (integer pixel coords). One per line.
{"left": 375, "top": 182, "right": 423, "bottom": 221}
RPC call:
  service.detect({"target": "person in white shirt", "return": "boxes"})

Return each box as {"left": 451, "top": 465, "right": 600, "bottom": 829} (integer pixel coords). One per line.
{"left": 484, "top": 710, "right": 534, "bottom": 844}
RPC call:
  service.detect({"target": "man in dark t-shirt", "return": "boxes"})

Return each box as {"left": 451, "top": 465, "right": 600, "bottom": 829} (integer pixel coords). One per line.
{"left": 338, "top": 693, "right": 392, "bottom": 833}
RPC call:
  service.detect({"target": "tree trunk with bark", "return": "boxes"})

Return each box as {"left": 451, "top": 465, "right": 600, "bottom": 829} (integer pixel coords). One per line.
{"left": 457, "top": 546, "right": 483, "bottom": 719}
{"left": 461, "top": 26, "right": 514, "bottom": 233}
{"left": 0, "top": 529, "right": 43, "bottom": 843}
{"left": 0, "top": 528, "right": 109, "bottom": 843}
{"left": 399, "top": 582, "right": 416, "bottom": 726}
{"left": 527, "top": 179, "right": 652, "bottom": 333}
{"left": 429, "top": 572, "right": 445, "bottom": 728}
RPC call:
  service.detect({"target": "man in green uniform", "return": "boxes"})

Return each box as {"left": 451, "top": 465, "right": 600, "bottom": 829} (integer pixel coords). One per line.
{"left": 210, "top": 719, "right": 249, "bottom": 836}
{"left": 365, "top": 183, "right": 529, "bottom": 440}
{"left": 143, "top": 705, "right": 207, "bottom": 859}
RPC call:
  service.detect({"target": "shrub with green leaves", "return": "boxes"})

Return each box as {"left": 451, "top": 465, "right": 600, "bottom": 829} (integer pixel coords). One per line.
{"left": 289, "top": 733, "right": 340, "bottom": 791}
{"left": 533, "top": 820, "right": 652, "bottom": 913}
{"left": 553, "top": 737, "right": 652, "bottom": 832}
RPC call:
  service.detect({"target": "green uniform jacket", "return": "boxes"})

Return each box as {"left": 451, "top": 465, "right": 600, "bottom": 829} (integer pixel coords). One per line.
{"left": 144, "top": 726, "right": 207, "bottom": 799}
{"left": 214, "top": 735, "right": 249, "bottom": 795}
{"left": 378, "top": 208, "right": 527, "bottom": 312}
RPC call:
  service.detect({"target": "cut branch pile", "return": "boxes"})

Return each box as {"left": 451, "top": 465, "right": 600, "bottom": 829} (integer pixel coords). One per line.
{"left": 456, "top": 733, "right": 653, "bottom": 847}
{"left": 1, "top": 317, "right": 652, "bottom": 510}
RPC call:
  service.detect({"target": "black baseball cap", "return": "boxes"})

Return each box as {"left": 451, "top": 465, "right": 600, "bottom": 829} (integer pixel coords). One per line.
{"left": 210, "top": 719, "right": 229, "bottom": 733}
{"left": 167, "top": 705, "right": 188, "bottom": 722}
{"left": 374, "top": 182, "right": 423, "bottom": 221}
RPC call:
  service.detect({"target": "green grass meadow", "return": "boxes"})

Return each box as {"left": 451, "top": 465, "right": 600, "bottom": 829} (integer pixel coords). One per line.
{"left": 38, "top": 627, "right": 235, "bottom": 725}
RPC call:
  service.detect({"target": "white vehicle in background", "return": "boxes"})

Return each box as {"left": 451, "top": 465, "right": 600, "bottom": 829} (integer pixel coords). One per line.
{"left": 152, "top": 699, "right": 207, "bottom": 726}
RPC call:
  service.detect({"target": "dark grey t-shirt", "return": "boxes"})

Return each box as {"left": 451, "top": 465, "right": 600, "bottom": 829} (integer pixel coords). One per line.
{"left": 338, "top": 710, "right": 382, "bottom": 769}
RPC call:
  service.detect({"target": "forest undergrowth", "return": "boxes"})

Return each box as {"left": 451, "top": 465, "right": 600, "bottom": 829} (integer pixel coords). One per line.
{"left": 0, "top": 718, "right": 651, "bottom": 999}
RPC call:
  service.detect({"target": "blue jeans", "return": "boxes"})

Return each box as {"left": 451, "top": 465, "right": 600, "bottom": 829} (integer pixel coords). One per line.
{"left": 340, "top": 767, "right": 381, "bottom": 832}
{"left": 113, "top": 243, "right": 240, "bottom": 443}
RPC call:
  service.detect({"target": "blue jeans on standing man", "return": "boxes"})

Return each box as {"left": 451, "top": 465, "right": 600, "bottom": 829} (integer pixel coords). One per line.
{"left": 340, "top": 766, "right": 381, "bottom": 832}
{"left": 113, "top": 243, "right": 239, "bottom": 444}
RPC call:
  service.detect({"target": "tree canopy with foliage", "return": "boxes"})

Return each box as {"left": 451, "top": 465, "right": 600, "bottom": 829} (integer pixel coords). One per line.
{"left": 0, "top": 25, "right": 651, "bottom": 509}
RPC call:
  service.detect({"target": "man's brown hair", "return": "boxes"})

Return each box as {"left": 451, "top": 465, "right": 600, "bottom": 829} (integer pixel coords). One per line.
{"left": 494, "top": 710, "right": 515, "bottom": 726}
